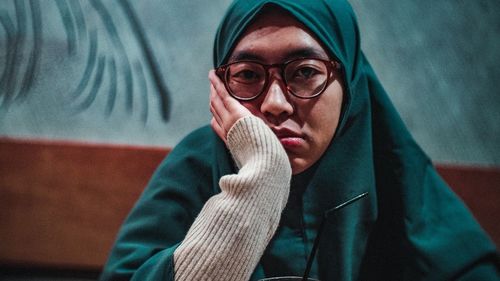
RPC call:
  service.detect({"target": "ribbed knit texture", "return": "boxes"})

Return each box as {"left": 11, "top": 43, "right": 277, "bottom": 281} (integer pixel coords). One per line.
{"left": 173, "top": 116, "right": 292, "bottom": 281}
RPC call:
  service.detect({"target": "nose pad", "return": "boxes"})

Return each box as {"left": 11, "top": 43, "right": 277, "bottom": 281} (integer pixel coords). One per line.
{"left": 260, "top": 78, "right": 294, "bottom": 124}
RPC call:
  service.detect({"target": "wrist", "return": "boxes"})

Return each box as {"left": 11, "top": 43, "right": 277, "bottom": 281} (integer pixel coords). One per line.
{"left": 226, "top": 116, "right": 289, "bottom": 170}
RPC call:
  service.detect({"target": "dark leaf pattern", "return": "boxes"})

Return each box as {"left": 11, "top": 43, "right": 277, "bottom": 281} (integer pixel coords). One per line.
{"left": 0, "top": 0, "right": 171, "bottom": 122}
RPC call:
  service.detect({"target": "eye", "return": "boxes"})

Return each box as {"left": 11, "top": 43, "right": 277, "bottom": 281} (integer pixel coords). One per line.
{"left": 286, "top": 59, "right": 327, "bottom": 82}
{"left": 228, "top": 63, "right": 263, "bottom": 84}
{"left": 233, "top": 70, "right": 260, "bottom": 82}
{"left": 294, "top": 66, "right": 319, "bottom": 79}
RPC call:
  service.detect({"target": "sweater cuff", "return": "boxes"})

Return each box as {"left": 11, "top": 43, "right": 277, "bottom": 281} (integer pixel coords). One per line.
{"left": 226, "top": 115, "right": 288, "bottom": 170}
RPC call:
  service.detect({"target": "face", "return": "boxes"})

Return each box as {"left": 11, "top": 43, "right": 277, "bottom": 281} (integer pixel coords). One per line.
{"left": 227, "top": 9, "right": 344, "bottom": 174}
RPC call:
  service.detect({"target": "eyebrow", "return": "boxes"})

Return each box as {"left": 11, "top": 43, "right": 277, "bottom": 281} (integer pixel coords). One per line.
{"left": 284, "top": 48, "right": 329, "bottom": 61}
{"left": 229, "top": 47, "right": 329, "bottom": 63}
{"left": 229, "top": 52, "right": 265, "bottom": 62}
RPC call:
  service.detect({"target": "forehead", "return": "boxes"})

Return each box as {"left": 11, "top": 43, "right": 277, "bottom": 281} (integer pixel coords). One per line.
{"left": 228, "top": 7, "right": 329, "bottom": 63}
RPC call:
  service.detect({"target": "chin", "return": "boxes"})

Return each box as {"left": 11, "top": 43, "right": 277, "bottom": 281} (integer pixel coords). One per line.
{"left": 289, "top": 158, "right": 309, "bottom": 175}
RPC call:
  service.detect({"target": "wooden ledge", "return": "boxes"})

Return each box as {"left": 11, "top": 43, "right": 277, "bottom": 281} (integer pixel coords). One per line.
{"left": 0, "top": 137, "right": 498, "bottom": 270}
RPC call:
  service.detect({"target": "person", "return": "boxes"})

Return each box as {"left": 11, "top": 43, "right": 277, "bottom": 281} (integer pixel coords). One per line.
{"left": 99, "top": 1, "right": 499, "bottom": 280}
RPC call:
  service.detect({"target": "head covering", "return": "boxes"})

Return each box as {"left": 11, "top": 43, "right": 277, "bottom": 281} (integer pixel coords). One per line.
{"left": 212, "top": 0, "right": 497, "bottom": 280}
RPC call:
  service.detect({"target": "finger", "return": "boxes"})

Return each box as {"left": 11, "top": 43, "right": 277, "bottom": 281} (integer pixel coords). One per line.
{"left": 209, "top": 71, "right": 245, "bottom": 115}
{"left": 210, "top": 102, "right": 223, "bottom": 131}
{"left": 209, "top": 69, "right": 252, "bottom": 132}
{"left": 211, "top": 117, "right": 226, "bottom": 143}
{"left": 209, "top": 70, "right": 229, "bottom": 99}
{"left": 210, "top": 83, "right": 235, "bottom": 136}
{"left": 210, "top": 83, "right": 228, "bottom": 122}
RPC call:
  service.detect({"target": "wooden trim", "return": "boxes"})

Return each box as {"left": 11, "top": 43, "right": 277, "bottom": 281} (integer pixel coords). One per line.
{"left": 436, "top": 164, "right": 500, "bottom": 247}
{"left": 0, "top": 138, "right": 498, "bottom": 270}
{"left": 0, "top": 138, "right": 169, "bottom": 269}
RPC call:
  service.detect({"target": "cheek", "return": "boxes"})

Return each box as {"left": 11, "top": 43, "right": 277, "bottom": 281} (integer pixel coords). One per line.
{"left": 304, "top": 86, "right": 343, "bottom": 144}
{"left": 240, "top": 102, "right": 260, "bottom": 116}
{"left": 240, "top": 97, "right": 268, "bottom": 118}
{"left": 311, "top": 111, "right": 338, "bottom": 146}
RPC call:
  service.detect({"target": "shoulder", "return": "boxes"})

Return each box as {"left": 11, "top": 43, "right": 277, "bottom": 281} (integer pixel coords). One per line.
{"left": 175, "top": 125, "right": 217, "bottom": 152}
{"left": 166, "top": 125, "right": 219, "bottom": 166}
{"left": 150, "top": 125, "right": 229, "bottom": 190}
{"left": 137, "top": 125, "right": 225, "bottom": 208}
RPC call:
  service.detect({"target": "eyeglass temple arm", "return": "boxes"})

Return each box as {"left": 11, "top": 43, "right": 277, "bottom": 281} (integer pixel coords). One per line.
{"left": 302, "top": 192, "right": 369, "bottom": 281}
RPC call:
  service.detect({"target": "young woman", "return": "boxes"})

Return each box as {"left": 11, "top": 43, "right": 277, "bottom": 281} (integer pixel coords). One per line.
{"left": 100, "top": 1, "right": 498, "bottom": 280}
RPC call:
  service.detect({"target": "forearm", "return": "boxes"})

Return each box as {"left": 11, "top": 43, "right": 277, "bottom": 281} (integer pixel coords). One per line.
{"left": 173, "top": 116, "right": 291, "bottom": 281}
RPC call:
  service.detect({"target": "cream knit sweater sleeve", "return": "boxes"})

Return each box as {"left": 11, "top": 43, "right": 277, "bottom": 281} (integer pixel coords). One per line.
{"left": 173, "top": 115, "right": 292, "bottom": 281}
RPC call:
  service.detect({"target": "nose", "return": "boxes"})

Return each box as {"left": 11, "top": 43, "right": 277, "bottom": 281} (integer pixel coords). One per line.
{"left": 260, "top": 77, "right": 294, "bottom": 124}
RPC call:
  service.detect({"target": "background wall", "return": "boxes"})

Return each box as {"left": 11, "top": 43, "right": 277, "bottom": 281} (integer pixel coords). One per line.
{"left": 0, "top": 0, "right": 499, "bottom": 166}
{"left": 1, "top": 1, "right": 499, "bottom": 280}
{"left": 351, "top": 0, "right": 500, "bottom": 166}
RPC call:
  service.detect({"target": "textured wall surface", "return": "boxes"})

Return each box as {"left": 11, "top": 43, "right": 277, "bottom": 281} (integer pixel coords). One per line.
{"left": 0, "top": 0, "right": 499, "bottom": 165}
{"left": 0, "top": 0, "right": 231, "bottom": 147}
{"left": 350, "top": 0, "right": 500, "bottom": 165}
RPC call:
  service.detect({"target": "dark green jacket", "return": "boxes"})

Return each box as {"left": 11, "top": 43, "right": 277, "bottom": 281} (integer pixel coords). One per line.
{"left": 99, "top": 124, "right": 498, "bottom": 280}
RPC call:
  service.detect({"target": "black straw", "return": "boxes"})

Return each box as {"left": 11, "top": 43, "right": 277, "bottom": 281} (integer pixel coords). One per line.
{"left": 302, "top": 192, "right": 368, "bottom": 281}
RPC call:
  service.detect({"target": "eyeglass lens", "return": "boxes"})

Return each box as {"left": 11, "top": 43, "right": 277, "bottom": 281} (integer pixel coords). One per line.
{"left": 225, "top": 59, "right": 329, "bottom": 100}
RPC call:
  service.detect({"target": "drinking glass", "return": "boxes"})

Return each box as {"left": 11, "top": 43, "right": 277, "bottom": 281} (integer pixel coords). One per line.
{"left": 258, "top": 192, "right": 368, "bottom": 281}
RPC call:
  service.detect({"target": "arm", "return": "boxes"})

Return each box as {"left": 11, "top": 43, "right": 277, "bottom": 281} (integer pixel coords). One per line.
{"left": 173, "top": 71, "right": 292, "bottom": 280}
{"left": 174, "top": 115, "right": 291, "bottom": 280}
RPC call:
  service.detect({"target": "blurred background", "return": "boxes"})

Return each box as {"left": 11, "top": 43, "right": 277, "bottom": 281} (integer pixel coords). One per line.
{"left": 0, "top": 0, "right": 499, "bottom": 280}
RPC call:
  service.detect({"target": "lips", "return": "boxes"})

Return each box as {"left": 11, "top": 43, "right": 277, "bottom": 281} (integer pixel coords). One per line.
{"left": 271, "top": 127, "right": 305, "bottom": 149}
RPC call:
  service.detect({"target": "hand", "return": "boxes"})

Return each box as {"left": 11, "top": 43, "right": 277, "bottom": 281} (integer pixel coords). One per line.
{"left": 209, "top": 69, "right": 252, "bottom": 143}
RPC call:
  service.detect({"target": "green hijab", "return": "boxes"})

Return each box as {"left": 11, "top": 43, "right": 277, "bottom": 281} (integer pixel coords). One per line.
{"left": 212, "top": 0, "right": 498, "bottom": 280}
{"left": 100, "top": 1, "right": 498, "bottom": 280}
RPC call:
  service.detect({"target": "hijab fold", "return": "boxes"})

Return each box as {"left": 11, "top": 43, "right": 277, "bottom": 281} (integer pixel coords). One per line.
{"left": 213, "top": 1, "right": 498, "bottom": 279}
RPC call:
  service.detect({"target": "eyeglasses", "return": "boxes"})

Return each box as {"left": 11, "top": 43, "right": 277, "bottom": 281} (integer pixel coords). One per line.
{"left": 215, "top": 58, "right": 341, "bottom": 101}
